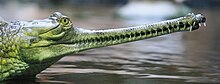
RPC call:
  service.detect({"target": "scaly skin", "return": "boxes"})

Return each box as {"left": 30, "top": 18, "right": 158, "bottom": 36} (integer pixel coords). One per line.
{"left": 0, "top": 12, "right": 206, "bottom": 81}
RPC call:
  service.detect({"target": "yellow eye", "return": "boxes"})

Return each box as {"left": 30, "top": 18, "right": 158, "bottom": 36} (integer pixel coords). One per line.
{"left": 60, "top": 17, "right": 70, "bottom": 25}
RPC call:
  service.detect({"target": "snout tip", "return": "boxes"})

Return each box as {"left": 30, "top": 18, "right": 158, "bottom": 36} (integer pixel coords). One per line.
{"left": 196, "top": 14, "right": 206, "bottom": 23}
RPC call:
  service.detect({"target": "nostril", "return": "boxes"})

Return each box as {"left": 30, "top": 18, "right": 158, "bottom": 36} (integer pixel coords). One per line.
{"left": 201, "top": 17, "right": 206, "bottom": 23}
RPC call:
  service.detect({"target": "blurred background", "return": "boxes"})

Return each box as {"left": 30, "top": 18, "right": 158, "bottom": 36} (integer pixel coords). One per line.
{"left": 1, "top": 0, "right": 220, "bottom": 84}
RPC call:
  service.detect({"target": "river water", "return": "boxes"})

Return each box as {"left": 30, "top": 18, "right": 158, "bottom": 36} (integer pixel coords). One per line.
{"left": 1, "top": 1, "right": 220, "bottom": 84}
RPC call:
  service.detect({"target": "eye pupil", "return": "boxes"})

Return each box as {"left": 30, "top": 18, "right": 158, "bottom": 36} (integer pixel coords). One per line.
{"left": 63, "top": 19, "right": 67, "bottom": 22}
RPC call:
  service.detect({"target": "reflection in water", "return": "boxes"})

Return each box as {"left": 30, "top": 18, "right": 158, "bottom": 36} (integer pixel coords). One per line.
{"left": 1, "top": 0, "right": 220, "bottom": 84}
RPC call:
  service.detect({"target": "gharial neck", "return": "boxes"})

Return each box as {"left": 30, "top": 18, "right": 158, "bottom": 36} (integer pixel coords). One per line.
{"left": 62, "top": 17, "right": 201, "bottom": 52}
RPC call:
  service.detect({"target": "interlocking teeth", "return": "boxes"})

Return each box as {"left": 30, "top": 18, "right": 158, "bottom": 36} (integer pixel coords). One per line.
{"left": 199, "top": 23, "right": 206, "bottom": 27}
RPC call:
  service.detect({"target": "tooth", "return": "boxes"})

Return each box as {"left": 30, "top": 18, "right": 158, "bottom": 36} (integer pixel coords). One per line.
{"left": 168, "top": 28, "right": 171, "bottom": 33}
{"left": 190, "top": 26, "right": 192, "bottom": 32}
{"left": 203, "top": 23, "right": 206, "bottom": 26}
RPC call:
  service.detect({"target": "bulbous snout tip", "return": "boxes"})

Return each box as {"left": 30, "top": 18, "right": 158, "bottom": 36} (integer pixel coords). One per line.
{"left": 193, "top": 14, "right": 206, "bottom": 28}
{"left": 196, "top": 14, "right": 206, "bottom": 23}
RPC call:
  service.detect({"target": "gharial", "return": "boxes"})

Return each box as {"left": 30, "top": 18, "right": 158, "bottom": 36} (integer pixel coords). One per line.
{"left": 0, "top": 12, "right": 206, "bottom": 81}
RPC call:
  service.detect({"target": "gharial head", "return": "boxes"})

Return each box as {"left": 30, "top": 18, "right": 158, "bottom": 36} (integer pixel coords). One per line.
{"left": 18, "top": 12, "right": 206, "bottom": 48}
{"left": 17, "top": 12, "right": 206, "bottom": 64}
